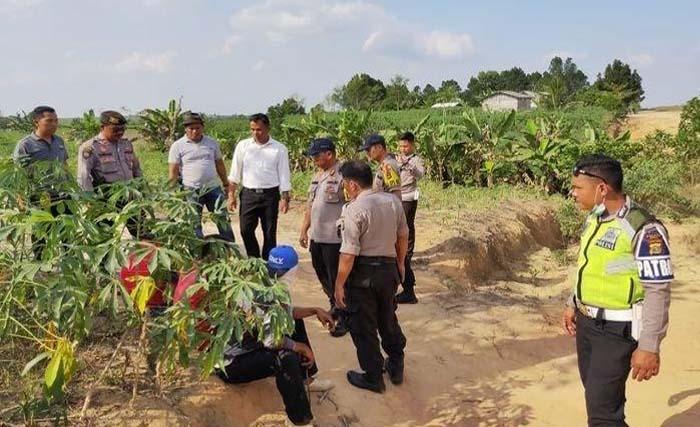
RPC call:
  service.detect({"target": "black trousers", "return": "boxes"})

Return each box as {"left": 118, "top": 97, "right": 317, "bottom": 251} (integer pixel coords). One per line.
{"left": 309, "top": 241, "right": 341, "bottom": 307}
{"left": 95, "top": 187, "right": 153, "bottom": 240}
{"left": 401, "top": 200, "right": 418, "bottom": 291}
{"left": 239, "top": 187, "right": 280, "bottom": 259}
{"left": 345, "top": 261, "right": 407, "bottom": 381}
{"left": 30, "top": 196, "right": 70, "bottom": 260}
{"left": 576, "top": 311, "right": 637, "bottom": 427}
{"left": 217, "top": 319, "right": 317, "bottom": 425}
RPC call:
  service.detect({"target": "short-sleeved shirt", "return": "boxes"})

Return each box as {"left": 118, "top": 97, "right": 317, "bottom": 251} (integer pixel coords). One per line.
{"left": 12, "top": 133, "right": 70, "bottom": 190}
{"left": 397, "top": 154, "right": 425, "bottom": 201}
{"left": 13, "top": 133, "right": 68, "bottom": 166}
{"left": 168, "top": 135, "right": 223, "bottom": 189}
{"left": 339, "top": 189, "right": 409, "bottom": 257}
{"left": 373, "top": 154, "right": 401, "bottom": 195}
{"left": 308, "top": 162, "right": 345, "bottom": 244}
{"left": 228, "top": 137, "right": 292, "bottom": 191}
{"left": 77, "top": 135, "right": 142, "bottom": 191}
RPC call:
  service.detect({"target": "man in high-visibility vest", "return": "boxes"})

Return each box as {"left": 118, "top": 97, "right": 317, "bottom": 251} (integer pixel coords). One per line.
{"left": 562, "top": 154, "right": 673, "bottom": 427}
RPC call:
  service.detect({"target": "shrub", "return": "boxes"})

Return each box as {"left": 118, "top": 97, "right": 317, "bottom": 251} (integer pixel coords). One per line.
{"left": 555, "top": 198, "right": 585, "bottom": 244}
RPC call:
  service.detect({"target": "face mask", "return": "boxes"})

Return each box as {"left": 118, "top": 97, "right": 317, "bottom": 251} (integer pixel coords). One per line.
{"left": 590, "top": 185, "right": 606, "bottom": 217}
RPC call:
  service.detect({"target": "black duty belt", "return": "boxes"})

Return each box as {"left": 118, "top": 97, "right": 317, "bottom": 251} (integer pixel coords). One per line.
{"left": 356, "top": 256, "right": 397, "bottom": 265}
{"left": 242, "top": 186, "right": 279, "bottom": 194}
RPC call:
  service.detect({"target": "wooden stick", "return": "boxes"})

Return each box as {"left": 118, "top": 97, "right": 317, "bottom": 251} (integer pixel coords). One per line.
{"left": 80, "top": 330, "right": 128, "bottom": 418}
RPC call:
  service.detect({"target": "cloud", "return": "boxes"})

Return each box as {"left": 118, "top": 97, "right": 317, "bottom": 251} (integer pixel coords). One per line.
{"left": 0, "top": 0, "right": 44, "bottom": 16}
{"left": 623, "top": 53, "right": 654, "bottom": 67}
{"left": 112, "top": 51, "right": 177, "bottom": 74}
{"left": 252, "top": 60, "right": 267, "bottom": 71}
{"left": 228, "top": 0, "right": 386, "bottom": 43}
{"left": 362, "top": 29, "right": 473, "bottom": 60}
{"left": 220, "top": 35, "right": 242, "bottom": 55}
{"left": 224, "top": 0, "right": 473, "bottom": 61}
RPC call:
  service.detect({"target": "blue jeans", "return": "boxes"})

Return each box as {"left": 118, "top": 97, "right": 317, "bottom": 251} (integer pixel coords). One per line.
{"left": 190, "top": 186, "right": 235, "bottom": 242}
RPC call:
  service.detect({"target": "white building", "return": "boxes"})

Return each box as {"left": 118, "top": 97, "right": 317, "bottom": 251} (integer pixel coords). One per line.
{"left": 481, "top": 91, "right": 539, "bottom": 112}
{"left": 431, "top": 101, "right": 462, "bottom": 109}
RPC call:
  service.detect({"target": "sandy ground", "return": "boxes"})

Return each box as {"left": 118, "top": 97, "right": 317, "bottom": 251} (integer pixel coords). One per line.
{"left": 624, "top": 109, "right": 682, "bottom": 140}
{"left": 119, "top": 203, "right": 699, "bottom": 427}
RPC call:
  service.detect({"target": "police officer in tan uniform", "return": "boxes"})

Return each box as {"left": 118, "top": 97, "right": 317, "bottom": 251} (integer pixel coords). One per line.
{"left": 334, "top": 160, "right": 408, "bottom": 393}
{"left": 299, "top": 138, "right": 348, "bottom": 337}
{"left": 77, "top": 111, "right": 150, "bottom": 238}
{"left": 358, "top": 133, "right": 401, "bottom": 199}
{"left": 396, "top": 131, "right": 425, "bottom": 304}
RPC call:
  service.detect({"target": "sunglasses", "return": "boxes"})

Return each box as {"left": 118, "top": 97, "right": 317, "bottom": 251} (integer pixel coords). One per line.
{"left": 572, "top": 167, "right": 608, "bottom": 184}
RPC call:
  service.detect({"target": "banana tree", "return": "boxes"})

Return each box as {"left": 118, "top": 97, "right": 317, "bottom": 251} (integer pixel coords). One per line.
{"left": 511, "top": 117, "right": 570, "bottom": 193}
{"left": 453, "top": 109, "right": 517, "bottom": 187}
{"left": 138, "top": 99, "right": 185, "bottom": 152}
{"left": 67, "top": 110, "right": 101, "bottom": 142}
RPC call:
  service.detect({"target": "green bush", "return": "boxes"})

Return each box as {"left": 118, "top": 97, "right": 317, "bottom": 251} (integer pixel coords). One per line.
{"left": 555, "top": 198, "right": 585, "bottom": 243}
{"left": 625, "top": 155, "right": 699, "bottom": 219}
{"left": 676, "top": 96, "right": 700, "bottom": 163}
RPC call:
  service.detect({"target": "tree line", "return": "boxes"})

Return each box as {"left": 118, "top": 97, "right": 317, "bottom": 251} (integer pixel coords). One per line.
{"left": 268, "top": 57, "right": 645, "bottom": 121}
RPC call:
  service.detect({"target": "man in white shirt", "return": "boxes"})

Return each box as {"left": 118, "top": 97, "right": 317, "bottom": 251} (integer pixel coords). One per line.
{"left": 227, "top": 113, "right": 292, "bottom": 259}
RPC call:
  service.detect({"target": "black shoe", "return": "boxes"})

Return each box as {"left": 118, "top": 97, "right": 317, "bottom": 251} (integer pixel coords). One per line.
{"left": 396, "top": 290, "right": 418, "bottom": 304}
{"left": 384, "top": 359, "right": 404, "bottom": 385}
{"left": 330, "top": 320, "right": 348, "bottom": 337}
{"left": 346, "top": 370, "right": 385, "bottom": 393}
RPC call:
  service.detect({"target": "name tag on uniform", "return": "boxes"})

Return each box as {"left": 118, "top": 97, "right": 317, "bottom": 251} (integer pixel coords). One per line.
{"left": 595, "top": 228, "right": 621, "bottom": 251}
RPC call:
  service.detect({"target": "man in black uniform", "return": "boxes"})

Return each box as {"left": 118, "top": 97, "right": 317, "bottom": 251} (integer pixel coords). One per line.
{"left": 334, "top": 160, "right": 409, "bottom": 393}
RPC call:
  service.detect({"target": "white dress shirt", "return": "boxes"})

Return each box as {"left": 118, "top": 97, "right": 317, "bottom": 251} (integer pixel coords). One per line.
{"left": 228, "top": 137, "right": 292, "bottom": 192}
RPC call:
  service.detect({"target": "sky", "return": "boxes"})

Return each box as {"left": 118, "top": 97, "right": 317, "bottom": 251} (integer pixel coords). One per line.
{"left": 1, "top": 0, "right": 699, "bottom": 116}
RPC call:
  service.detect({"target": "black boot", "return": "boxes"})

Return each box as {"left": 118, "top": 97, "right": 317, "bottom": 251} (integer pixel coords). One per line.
{"left": 330, "top": 318, "right": 348, "bottom": 337}
{"left": 396, "top": 289, "right": 418, "bottom": 304}
{"left": 346, "top": 370, "right": 385, "bottom": 393}
{"left": 330, "top": 307, "right": 349, "bottom": 337}
{"left": 384, "top": 359, "right": 404, "bottom": 385}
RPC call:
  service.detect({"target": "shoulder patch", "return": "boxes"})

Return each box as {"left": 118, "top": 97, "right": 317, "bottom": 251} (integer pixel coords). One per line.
{"left": 636, "top": 225, "right": 673, "bottom": 282}
{"left": 382, "top": 162, "right": 400, "bottom": 187}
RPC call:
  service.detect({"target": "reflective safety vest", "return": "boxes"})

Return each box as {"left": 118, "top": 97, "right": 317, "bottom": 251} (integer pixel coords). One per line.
{"left": 576, "top": 201, "right": 655, "bottom": 310}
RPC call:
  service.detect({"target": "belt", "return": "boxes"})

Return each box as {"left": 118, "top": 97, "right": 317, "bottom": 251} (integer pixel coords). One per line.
{"left": 356, "top": 256, "right": 397, "bottom": 265}
{"left": 578, "top": 304, "right": 633, "bottom": 322}
{"left": 242, "top": 186, "right": 279, "bottom": 194}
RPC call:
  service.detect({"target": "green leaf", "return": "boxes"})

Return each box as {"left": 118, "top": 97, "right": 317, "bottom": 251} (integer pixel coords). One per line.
{"left": 22, "top": 352, "right": 50, "bottom": 376}
{"left": 44, "top": 350, "right": 63, "bottom": 389}
{"left": 158, "top": 249, "right": 171, "bottom": 272}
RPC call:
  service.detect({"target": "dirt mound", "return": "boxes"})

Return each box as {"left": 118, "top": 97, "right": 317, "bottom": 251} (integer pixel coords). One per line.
{"left": 414, "top": 200, "right": 563, "bottom": 289}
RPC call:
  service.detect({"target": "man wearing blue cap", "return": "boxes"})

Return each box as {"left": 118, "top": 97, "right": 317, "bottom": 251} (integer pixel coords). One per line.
{"left": 299, "top": 138, "right": 348, "bottom": 337}
{"left": 358, "top": 133, "right": 402, "bottom": 199}
{"left": 216, "top": 245, "right": 335, "bottom": 427}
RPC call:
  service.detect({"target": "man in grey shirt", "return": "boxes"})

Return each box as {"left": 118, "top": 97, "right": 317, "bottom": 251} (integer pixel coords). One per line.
{"left": 13, "top": 105, "right": 71, "bottom": 194}
{"left": 13, "top": 105, "right": 72, "bottom": 258}
{"left": 168, "top": 112, "right": 235, "bottom": 242}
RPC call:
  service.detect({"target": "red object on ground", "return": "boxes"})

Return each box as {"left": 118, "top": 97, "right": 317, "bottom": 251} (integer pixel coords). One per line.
{"left": 173, "top": 268, "right": 212, "bottom": 349}
{"left": 173, "top": 268, "right": 207, "bottom": 309}
{"left": 119, "top": 249, "right": 167, "bottom": 308}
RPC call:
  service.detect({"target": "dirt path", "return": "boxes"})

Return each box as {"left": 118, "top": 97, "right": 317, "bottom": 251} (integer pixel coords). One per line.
{"left": 91, "top": 203, "right": 700, "bottom": 427}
